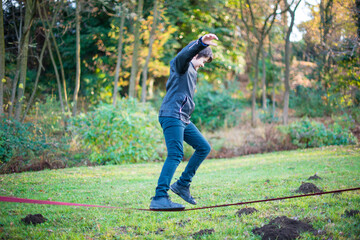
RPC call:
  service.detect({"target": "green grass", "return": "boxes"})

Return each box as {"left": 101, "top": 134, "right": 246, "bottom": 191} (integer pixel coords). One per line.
{"left": 1, "top": 145, "right": 360, "bottom": 239}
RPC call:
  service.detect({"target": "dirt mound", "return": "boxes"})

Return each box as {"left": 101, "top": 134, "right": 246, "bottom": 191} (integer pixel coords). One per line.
{"left": 344, "top": 209, "right": 360, "bottom": 217}
{"left": 252, "top": 216, "right": 316, "bottom": 240}
{"left": 21, "top": 214, "right": 47, "bottom": 225}
{"left": 236, "top": 207, "right": 258, "bottom": 217}
{"left": 296, "top": 182, "right": 323, "bottom": 194}
{"left": 191, "top": 229, "right": 215, "bottom": 238}
{"left": 308, "top": 174, "right": 322, "bottom": 180}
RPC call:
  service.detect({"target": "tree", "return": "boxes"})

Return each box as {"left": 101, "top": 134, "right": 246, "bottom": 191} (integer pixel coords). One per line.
{"left": 128, "top": 0, "right": 143, "bottom": 98}
{"left": 21, "top": 41, "right": 47, "bottom": 122}
{"left": 141, "top": 0, "right": 158, "bottom": 103}
{"left": 41, "top": 0, "right": 70, "bottom": 114}
{"left": 261, "top": 47, "right": 267, "bottom": 109}
{"left": 14, "top": 0, "right": 35, "bottom": 121}
{"left": 36, "top": 2, "right": 66, "bottom": 124}
{"left": 319, "top": 0, "right": 334, "bottom": 92}
{"left": 6, "top": 2, "right": 23, "bottom": 118}
{"left": 298, "top": 0, "right": 358, "bottom": 110}
{"left": 112, "top": 4, "right": 126, "bottom": 107}
{"left": 357, "top": 0, "right": 360, "bottom": 39}
{"left": 283, "top": 0, "right": 301, "bottom": 125}
{"left": 72, "top": 0, "right": 81, "bottom": 117}
{"left": 239, "top": 0, "right": 283, "bottom": 127}
{"left": 0, "top": 0, "right": 5, "bottom": 116}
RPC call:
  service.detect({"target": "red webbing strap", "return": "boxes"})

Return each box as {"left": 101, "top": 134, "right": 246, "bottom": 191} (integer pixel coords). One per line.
{"left": 182, "top": 187, "right": 360, "bottom": 211}
{"left": 1, "top": 187, "right": 359, "bottom": 212}
{"left": 0, "top": 196, "right": 152, "bottom": 211}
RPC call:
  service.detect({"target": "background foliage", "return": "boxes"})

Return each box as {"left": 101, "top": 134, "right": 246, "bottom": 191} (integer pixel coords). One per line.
{"left": 69, "top": 98, "right": 165, "bottom": 164}
{"left": 0, "top": 118, "right": 49, "bottom": 165}
{"left": 191, "top": 81, "right": 245, "bottom": 131}
{"left": 279, "top": 117, "right": 358, "bottom": 148}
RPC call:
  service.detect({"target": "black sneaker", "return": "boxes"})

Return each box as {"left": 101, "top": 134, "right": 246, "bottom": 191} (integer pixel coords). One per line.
{"left": 149, "top": 196, "right": 185, "bottom": 211}
{"left": 170, "top": 181, "right": 197, "bottom": 205}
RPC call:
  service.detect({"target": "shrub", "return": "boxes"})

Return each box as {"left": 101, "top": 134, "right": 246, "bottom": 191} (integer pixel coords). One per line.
{"left": 69, "top": 99, "right": 165, "bottom": 164}
{"left": 289, "top": 86, "right": 331, "bottom": 117}
{"left": 279, "top": 118, "right": 358, "bottom": 148}
{"left": 332, "top": 113, "right": 355, "bottom": 130}
{"left": 29, "top": 96, "right": 65, "bottom": 136}
{"left": 0, "top": 117, "right": 49, "bottom": 166}
{"left": 349, "top": 107, "right": 360, "bottom": 124}
{"left": 258, "top": 108, "right": 281, "bottom": 124}
{"left": 191, "top": 82, "right": 244, "bottom": 131}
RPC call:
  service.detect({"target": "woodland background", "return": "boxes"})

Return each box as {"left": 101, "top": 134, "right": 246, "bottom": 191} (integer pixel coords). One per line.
{"left": 0, "top": 0, "right": 359, "bottom": 173}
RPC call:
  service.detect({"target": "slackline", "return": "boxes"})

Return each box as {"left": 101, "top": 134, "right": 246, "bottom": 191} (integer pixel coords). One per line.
{"left": 1, "top": 187, "right": 359, "bottom": 212}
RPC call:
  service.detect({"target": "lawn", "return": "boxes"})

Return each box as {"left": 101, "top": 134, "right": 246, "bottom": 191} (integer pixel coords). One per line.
{"left": 1, "top": 145, "right": 359, "bottom": 239}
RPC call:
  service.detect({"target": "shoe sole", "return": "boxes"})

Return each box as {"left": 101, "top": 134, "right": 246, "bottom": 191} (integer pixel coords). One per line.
{"left": 170, "top": 185, "right": 197, "bottom": 205}
{"left": 150, "top": 207, "right": 185, "bottom": 211}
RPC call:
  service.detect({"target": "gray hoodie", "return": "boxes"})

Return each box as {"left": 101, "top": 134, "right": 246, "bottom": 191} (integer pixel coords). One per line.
{"left": 159, "top": 37, "right": 208, "bottom": 124}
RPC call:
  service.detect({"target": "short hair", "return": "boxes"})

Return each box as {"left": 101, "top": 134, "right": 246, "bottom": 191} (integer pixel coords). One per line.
{"left": 197, "top": 47, "right": 213, "bottom": 63}
{"left": 189, "top": 40, "right": 213, "bottom": 63}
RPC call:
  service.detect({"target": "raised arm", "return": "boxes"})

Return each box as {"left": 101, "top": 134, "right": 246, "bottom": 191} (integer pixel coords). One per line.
{"left": 173, "top": 34, "right": 218, "bottom": 74}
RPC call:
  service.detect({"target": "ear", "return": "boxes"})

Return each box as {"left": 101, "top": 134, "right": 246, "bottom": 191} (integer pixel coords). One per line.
{"left": 193, "top": 54, "right": 198, "bottom": 60}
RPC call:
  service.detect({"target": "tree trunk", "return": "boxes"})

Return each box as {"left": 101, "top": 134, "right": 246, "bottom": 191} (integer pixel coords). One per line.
{"left": 272, "top": 82, "right": 276, "bottom": 120}
{"left": 0, "top": 0, "right": 5, "bottom": 116}
{"left": 240, "top": 0, "right": 280, "bottom": 127}
{"left": 141, "top": 0, "right": 158, "bottom": 103}
{"left": 72, "top": 0, "right": 81, "bottom": 117}
{"left": 22, "top": 41, "right": 47, "bottom": 122}
{"left": 8, "top": 63, "right": 20, "bottom": 118}
{"left": 113, "top": 6, "right": 126, "bottom": 107}
{"left": 46, "top": 40, "right": 65, "bottom": 121}
{"left": 22, "top": 2, "right": 65, "bottom": 122}
{"left": 148, "top": 77, "right": 154, "bottom": 99}
{"left": 319, "top": 0, "right": 333, "bottom": 96}
{"left": 15, "top": 0, "right": 35, "bottom": 121}
{"left": 283, "top": 0, "right": 301, "bottom": 125}
{"left": 251, "top": 48, "right": 261, "bottom": 127}
{"left": 8, "top": 4, "right": 24, "bottom": 118}
{"left": 128, "top": 0, "right": 144, "bottom": 98}
{"left": 42, "top": 1, "right": 70, "bottom": 114}
{"left": 261, "top": 46, "right": 267, "bottom": 109}
{"left": 357, "top": 0, "right": 360, "bottom": 39}
{"left": 36, "top": 3, "right": 65, "bottom": 123}
{"left": 283, "top": 36, "right": 290, "bottom": 125}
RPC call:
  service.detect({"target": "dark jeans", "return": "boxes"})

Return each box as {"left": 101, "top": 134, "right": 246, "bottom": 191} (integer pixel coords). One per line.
{"left": 155, "top": 117, "right": 211, "bottom": 198}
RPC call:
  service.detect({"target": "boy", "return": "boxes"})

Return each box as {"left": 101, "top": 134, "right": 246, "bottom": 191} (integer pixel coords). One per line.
{"left": 150, "top": 33, "right": 218, "bottom": 210}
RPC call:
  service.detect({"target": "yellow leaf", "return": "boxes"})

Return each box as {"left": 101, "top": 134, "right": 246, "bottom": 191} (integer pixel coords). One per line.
{"left": 1, "top": 78, "right": 5, "bottom": 83}
{"left": 19, "top": 83, "right": 24, "bottom": 89}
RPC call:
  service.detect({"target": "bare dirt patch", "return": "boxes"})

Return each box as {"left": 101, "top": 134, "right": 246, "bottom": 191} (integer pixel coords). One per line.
{"left": 252, "top": 216, "right": 316, "bottom": 240}
{"left": 236, "top": 207, "right": 258, "bottom": 217}
{"left": 191, "top": 229, "right": 215, "bottom": 238}
{"left": 296, "top": 182, "right": 323, "bottom": 194}
{"left": 308, "top": 174, "right": 322, "bottom": 180}
{"left": 21, "top": 214, "right": 47, "bottom": 225}
{"left": 343, "top": 209, "right": 360, "bottom": 217}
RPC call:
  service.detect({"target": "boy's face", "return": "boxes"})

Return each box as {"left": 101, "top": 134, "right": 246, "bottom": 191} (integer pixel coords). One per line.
{"left": 191, "top": 55, "right": 210, "bottom": 71}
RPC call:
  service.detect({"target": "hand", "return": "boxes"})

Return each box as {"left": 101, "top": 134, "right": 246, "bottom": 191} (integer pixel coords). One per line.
{"left": 202, "top": 33, "right": 219, "bottom": 46}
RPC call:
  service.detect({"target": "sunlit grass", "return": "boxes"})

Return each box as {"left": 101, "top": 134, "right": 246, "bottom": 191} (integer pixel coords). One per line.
{"left": 1, "top": 145, "right": 359, "bottom": 239}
